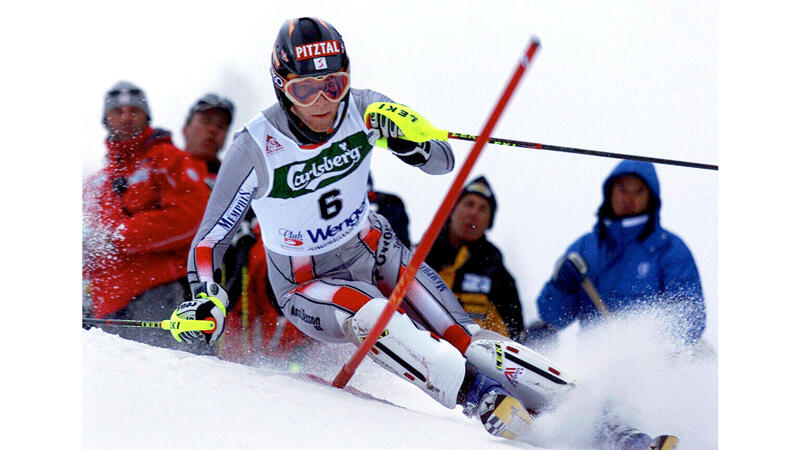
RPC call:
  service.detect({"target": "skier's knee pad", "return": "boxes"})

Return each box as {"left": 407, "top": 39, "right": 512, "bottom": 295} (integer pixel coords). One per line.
{"left": 349, "top": 297, "right": 466, "bottom": 408}
{"left": 465, "top": 329, "right": 575, "bottom": 414}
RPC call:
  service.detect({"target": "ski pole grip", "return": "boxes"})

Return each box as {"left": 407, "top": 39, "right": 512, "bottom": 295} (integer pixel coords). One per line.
{"left": 364, "top": 102, "right": 450, "bottom": 149}
{"left": 164, "top": 313, "right": 216, "bottom": 342}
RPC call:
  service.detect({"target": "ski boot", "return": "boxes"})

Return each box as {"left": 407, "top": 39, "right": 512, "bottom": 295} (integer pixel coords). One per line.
{"left": 459, "top": 371, "right": 532, "bottom": 439}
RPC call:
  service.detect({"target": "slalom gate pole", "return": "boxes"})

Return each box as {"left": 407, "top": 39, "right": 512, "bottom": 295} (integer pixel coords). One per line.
{"left": 447, "top": 133, "right": 718, "bottom": 171}
{"left": 332, "top": 37, "right": 542, "bottom": 388}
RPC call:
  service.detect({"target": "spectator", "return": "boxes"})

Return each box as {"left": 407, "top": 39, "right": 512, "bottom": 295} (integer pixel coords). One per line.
{"left": 182, "top": 93, "right": 235, "bottom": 187}
{"left": 425, "top": 176, "right": 525, "bottom": 341}
{"left": 535, "top": 160, "right": 706, "bottom": 345}
{"left": 367, "top": 173, "right": 411, "bottom": 247}
{"left": 83, "top": 81, "right": 210, "bottom": 349}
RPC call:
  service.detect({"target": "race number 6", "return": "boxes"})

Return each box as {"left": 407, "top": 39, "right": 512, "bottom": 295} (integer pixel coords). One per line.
{"left": 318, "top": 189, "right": 342, "bottom": 220}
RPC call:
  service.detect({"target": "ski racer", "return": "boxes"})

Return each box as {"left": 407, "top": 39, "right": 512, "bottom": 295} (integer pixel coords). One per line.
{"left": 171, "top": 18, "right": 674, "bottom": 447}
{"left": 171, "top": 16, "right": 536, "bottom": 439}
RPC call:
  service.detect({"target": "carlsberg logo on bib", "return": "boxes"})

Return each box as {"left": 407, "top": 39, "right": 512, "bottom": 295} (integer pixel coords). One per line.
{"left": 269, "top": 133, "right": 371, "bottom": 199}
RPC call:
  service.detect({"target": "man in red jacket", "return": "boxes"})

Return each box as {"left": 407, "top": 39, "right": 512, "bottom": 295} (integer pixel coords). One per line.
{"left": 83, "top": 81, "right": 210, "bottom": 350}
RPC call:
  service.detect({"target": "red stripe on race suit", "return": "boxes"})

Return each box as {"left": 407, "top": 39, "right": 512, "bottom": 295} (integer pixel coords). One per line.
{"left": 196, "top": 245, "right": 215, "bottom": 280}
{"left": 292, "top": 256, "right": 313, "bottom": 284}
{"left": 331, "top": 286, "right": 373, "bottom": 313}
{"left": 360, "top": 227, "right": 381, "bottom": 252}
{"left": 443, "top": 324, "right": 472, "bottom": 355}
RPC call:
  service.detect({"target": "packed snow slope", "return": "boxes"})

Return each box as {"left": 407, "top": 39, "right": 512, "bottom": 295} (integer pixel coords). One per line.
{"left": 83, "top": 309, "right": 716, "bottom": 449}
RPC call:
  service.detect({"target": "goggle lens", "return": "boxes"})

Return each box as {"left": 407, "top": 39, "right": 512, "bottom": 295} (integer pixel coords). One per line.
{"left": 284, "top": 72, "right": 350, "bottom": 107}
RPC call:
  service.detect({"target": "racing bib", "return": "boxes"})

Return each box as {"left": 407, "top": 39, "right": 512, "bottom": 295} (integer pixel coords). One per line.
{"left": 245, "top": 101, "right": 373, "bottom": 256}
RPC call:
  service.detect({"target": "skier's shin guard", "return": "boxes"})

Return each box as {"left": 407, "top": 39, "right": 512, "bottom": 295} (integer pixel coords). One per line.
{"left": 465, "top": 329, "right": 575, "bottom": 413}
{"left": 347, "top": 298, "right": 466, "bottom": 408}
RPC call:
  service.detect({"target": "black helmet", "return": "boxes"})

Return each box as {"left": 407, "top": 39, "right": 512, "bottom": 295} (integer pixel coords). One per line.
{"left": 271, "top": 17, "right": 351, "bottom": 143}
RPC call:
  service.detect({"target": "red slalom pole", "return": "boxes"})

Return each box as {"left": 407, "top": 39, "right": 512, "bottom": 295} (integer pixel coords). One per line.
{"left": 332, "top": 37, "right": 542, "bottom": 388}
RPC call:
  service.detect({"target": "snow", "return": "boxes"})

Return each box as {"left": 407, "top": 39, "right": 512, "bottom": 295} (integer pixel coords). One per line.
{"left": 81, "top": 309, "right": 717, "bottom": 449}
{"left": 13, "top": 0, "right": 800, "bottom": 448}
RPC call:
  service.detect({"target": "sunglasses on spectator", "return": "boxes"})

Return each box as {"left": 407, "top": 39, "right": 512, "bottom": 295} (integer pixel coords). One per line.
{"left": 282, "top": 72, "right": 350, "bottom": 107}
{"left": 108, "top": 88, "right": 143, "bottom": 97}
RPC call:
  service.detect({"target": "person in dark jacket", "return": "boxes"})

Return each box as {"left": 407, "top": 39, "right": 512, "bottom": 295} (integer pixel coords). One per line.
{"left": 535, "top": 160, "right": 706, "bottom": 344}
{"left": 426, "top": 176, "right": 525, "bottom": 341}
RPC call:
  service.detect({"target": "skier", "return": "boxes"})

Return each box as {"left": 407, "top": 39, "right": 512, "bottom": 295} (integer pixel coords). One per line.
{"left": 170, "top": 18, "right": 674, "bottom": 447}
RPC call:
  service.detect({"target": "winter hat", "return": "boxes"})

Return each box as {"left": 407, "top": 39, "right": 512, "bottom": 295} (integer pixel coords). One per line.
{"left": 185, "top": 93, "right": 235, "bottom": 126}
{"left": 102, "top": 81, "right": 150, "bottom": 124}
{"left": 458, "top": 175, "right": 498, "bottom": 228}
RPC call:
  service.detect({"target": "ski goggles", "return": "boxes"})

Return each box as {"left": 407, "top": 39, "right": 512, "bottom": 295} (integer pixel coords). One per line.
{"left": 281, "top": 72, "right": 350, "bottom": 107}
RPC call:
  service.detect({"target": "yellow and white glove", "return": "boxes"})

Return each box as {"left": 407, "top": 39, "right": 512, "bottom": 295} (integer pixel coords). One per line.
{"left": 368, "top": 112, "right": 431, "bottom": 166}
{"left": 171, "top": 281, "right": 228, "bottom": 344}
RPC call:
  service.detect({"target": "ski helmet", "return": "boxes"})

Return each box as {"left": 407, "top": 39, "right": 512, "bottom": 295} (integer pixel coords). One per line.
{"left": 270, "top": 17, "right": 351, "bottom": 143}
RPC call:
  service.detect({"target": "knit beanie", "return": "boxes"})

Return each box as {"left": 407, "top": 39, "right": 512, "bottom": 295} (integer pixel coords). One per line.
{"left": 102, "top": 81, "right": 150, "bottom": 124}
{"left": 458, "top": 175, "right": 497, "bottom": 228}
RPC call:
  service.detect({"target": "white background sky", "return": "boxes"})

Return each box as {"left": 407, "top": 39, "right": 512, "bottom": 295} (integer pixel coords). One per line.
{"left": 3, "top": 1, "right": 799, "bottom": 448}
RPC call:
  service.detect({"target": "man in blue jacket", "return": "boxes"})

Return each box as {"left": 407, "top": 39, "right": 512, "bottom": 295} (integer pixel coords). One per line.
{"left": 535, "top": 160, "right": 706, "bottom": 344}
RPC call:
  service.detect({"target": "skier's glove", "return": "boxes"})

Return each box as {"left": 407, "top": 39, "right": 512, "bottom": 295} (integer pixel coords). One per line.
{"left": 552, "top": 252, "right": 588, "bottom": 293}
{"left": 368, "top": 112, "right": 431, "bottom": 166}
{"left": 171, "top": 281, "right": 229, "bottom": 344}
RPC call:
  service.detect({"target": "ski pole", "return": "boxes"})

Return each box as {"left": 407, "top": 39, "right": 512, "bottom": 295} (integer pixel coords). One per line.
{"left": 82, "top": 317, "right": 216, "bottom": 342}
{"left": 365, "top": 107, "right": 718, "bottom": 171}
{"left": 333, "top": 37, "right": 542, "bottom": 389}
{"left": 447, "top": 133, "right": 718, "bottom": 171}
{"left": 580, "top": 278, "right": 611, "bottom": 318}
